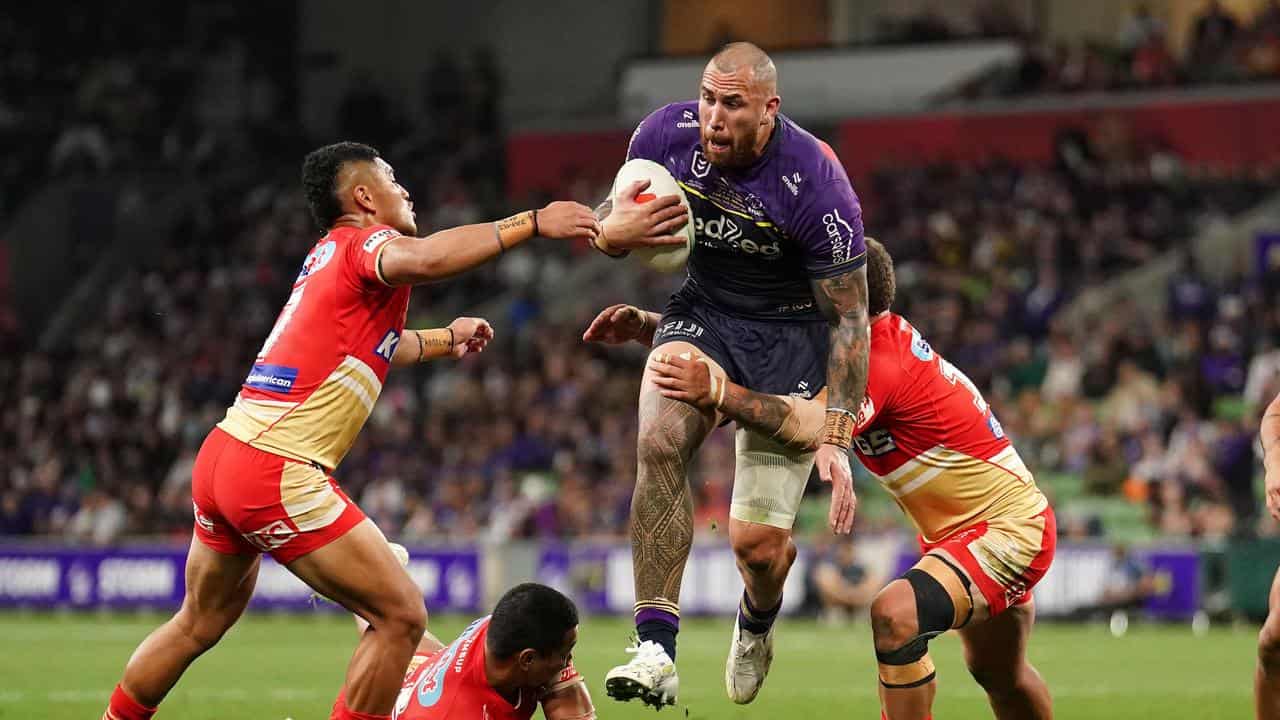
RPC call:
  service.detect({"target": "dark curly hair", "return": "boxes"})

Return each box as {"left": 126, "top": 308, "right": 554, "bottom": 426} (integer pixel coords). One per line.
{"left": 866, "top": 236, "right": 895, "bottom": 315}
{"left": 487, "top": 583, "right": 578, "bottom": 659}
{"left": 301, "top": 142, "right": 380, "bottom": 230}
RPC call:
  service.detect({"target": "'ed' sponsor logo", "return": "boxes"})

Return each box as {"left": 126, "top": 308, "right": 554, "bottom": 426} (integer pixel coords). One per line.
{"left": 245, "top": 364, "right": 299, "bottom": 393}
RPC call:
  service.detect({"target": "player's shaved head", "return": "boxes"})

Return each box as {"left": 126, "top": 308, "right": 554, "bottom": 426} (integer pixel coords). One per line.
{"left": 699, "top": 42, "right": 781, "bottom": 168}
{"left": 709, "top": 42, "right": 777, "bottom": 94}
{"left": 866, "top": 237, "right": 895, "bottom": 315}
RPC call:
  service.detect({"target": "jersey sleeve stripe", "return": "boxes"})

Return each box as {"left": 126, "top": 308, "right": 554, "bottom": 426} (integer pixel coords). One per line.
{"left": 807, "top": 249, "right": 867, "bottom": 279}
{"left": 373, "top": 239, "right": 396, "bottom": 286}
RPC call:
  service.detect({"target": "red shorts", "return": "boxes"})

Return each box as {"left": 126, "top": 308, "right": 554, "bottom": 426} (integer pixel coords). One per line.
{"left": 919, "top": 506, "right": 1056, "bottom": 617}
{"left": 191, "top": 427, "right": 365, "bottom": 564}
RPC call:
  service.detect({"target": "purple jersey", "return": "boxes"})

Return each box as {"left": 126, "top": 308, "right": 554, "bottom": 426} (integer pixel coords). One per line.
{"left": 627, "top": 101, "right": 865, "bottom": 320}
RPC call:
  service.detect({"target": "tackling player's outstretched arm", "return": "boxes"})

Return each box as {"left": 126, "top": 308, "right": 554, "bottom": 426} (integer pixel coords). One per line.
{"left": 584, "top": 303, "right": 826, "bottom": 452}
{"left": 1263, "top": 391, "right": 1280, "bottom": 520}
{"left": 377, "top": 203, "right": 600, "bottom": 285}
{"left": 390, "top": 317, "right": 494, "bottom": 366}
{"left": 648, "top": 354, "right": 825, "bottom": 453}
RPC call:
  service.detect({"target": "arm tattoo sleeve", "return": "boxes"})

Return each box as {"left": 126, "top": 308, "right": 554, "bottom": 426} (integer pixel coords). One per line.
{"left": 811, "top": 266, "right": 871, "bottom": 416}
{"left": 719, "top": 383, "right": 793, "bottom": 438}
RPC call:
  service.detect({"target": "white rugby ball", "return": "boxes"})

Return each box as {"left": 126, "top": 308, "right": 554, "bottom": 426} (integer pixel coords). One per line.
{"left": 611, "top": 158, "right": 694, "bottom": 273}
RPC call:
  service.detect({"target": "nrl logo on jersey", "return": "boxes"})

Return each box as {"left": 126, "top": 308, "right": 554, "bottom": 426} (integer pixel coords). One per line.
{"left": 782, "top": 171, "right": 802, "bottom": 196}
{"left": 676, "top": 108, "right": 698, "bottom": 129}
{"left": 691, "top": 146, "right": 711, "bottom": 178}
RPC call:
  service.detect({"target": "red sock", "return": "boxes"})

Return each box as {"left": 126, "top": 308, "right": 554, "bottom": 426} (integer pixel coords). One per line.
{"left": 330, "top": 691, "right": 391, "bottom": 720}
{"left": 104, "top": 685, "right": 156, "bottom": 720}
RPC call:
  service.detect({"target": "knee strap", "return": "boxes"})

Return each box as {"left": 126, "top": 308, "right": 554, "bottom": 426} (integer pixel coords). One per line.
{"left": 913, "top": 553, "right": 974, "bottom": 629}
{"left": 876, "top": 639, "right": 936, "bottom": 688}
{"left": 874, "top": 555, "right": 974, "bottom": 689}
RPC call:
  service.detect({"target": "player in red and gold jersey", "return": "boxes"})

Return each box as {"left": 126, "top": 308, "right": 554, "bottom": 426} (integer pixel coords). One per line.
{"left": 355, "top": 583, "right": 593, "bottom": 720}
{"left": 585, "top": 238, "right": 1053, "bottom": 720}
{"left": 102, "top": 142, "right": 678, "bottom": 720}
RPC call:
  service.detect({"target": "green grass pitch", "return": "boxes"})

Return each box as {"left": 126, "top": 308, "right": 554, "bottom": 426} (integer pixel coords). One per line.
{"left": 0, "top": 612, "right": 1256, "bottom": 719}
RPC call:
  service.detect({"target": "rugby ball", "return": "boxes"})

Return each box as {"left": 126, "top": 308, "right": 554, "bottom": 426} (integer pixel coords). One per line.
{"left": 611, "top": 158, "right": 694, "bottom": 273}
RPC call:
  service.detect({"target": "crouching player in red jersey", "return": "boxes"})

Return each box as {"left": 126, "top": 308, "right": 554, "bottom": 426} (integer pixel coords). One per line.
{"left": 355, "top": 582, "right": 594, "bottom": 720}
{"left": 102, "top": 142, "right": 678, "bottom": 720}
{"left": 585, "top": 237, "right": 1055, "bottom": 720}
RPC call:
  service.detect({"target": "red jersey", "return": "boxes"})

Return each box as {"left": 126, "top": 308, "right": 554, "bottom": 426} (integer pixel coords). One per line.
{"left": 851, "top": 313, "right": 1047, "bottom": 543}
{"left": 393, "top": 617, "right": 584, "bottom": 720}
{"left": 216, "top": 224, "right": 409, "bottom": 470}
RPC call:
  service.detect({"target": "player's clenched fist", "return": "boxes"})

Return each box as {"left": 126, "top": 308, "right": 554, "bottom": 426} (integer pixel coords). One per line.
{"left": 446, "top": 317, "right": 494, "bottom": 358}
{"left": 537, "top": 201, "right": 602, "bottom": 242}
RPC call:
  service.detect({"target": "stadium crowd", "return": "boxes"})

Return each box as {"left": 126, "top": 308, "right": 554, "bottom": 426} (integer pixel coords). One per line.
{"left": 1, "top": 110, "right": 1276, "bottom": 546}
{"left": 1, "top": 3, "right": 1279, "bottom": 549}
{"left": 945, "top": 1, "right": 1280, "bottom": 100}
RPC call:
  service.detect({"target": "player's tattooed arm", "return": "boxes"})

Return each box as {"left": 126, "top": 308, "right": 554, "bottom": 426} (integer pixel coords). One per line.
{"left": 719, "top": 384, "right": 818, "bottom": 451}
{"left": 811, "top": 266, "right": 868, "bottom": 535}
{"left": 811, "top": 266, "right": 871, "bottom": 420}
{"left": 648, "top": 354, "right": 820, "bottom": 451}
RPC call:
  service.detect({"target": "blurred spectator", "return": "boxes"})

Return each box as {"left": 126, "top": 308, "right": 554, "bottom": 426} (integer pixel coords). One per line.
{"left": 802, "top": 537, "right": 882, "bottom": 625}
{"left": 66, "top": 489, "right": 127, "bottom": 546}
{"left": 1186, "top": 0, "right": 1240, "bottom": 81}
{"left": 972, "top": 0, "right": 1024, "bottom": 39}
{"left": 945, "top": 0, "right": 1280, "bottom": 101}
{"left": 1117, "top": 4, "right": 1168, "bottom": 55}
{"left": 1091, "top": 544, "right": 1158, "bottom": 634}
